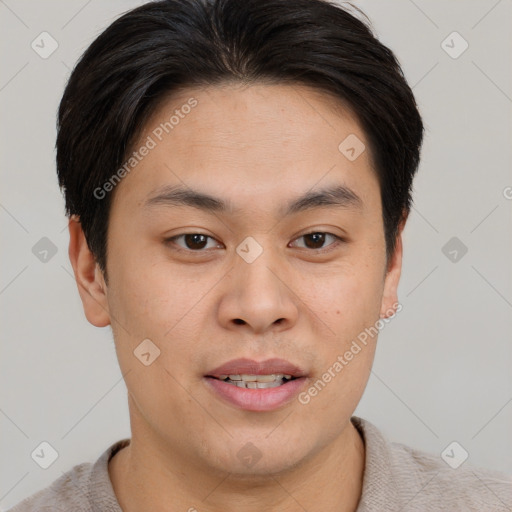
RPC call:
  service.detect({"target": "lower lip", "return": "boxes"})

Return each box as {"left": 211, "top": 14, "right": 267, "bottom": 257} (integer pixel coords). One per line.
{"left": 204, "top": 377, "right": 307, "bottom": 412}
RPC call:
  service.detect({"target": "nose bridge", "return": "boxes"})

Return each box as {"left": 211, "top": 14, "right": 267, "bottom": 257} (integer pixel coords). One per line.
{"left": 218, "top": 235, "right": 298, "bottom": 332}
{"left": 236, "top": 236, "right": 284, "bottom": 305}
{"left": 240, "top": 251, "right": 281, "bottom": 299}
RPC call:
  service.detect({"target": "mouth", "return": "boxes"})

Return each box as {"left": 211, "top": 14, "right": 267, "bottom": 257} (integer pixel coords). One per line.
{"left": 204, "top": 358, "right": 308, "bottom": 411}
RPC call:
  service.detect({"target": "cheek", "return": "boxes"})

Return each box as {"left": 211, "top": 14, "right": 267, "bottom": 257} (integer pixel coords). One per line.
{"left": 107, "top": 249, "right": 198, "bottom": 334}
{"left": 297, "top": 265, "right": 382, "bottom": 426}
{"left": 106, "top": 256, "right": 214, "bottom": 378}
{"left": 106, "top": 265, "right": 205, "bottom": 417}
{"left": 298, "top": 258, "right": 385, "bottom": 338}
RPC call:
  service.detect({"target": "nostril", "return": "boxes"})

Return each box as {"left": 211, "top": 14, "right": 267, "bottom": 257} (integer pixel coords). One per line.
{"left": 233, "top": 318, "right": 246, "bottom": 325}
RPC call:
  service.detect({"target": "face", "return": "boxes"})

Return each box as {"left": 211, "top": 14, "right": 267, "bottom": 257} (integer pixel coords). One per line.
{"left": 70, "top": 83, "right": 403, "bottom": 477}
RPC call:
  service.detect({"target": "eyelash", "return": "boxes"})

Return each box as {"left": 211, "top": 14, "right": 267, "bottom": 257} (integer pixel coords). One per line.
{"left": 165, "top": 231, "right": 344, "bottom": 254}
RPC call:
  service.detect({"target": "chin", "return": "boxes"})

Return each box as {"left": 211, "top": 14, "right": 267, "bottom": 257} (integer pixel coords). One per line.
{"left": 221, "top": 456, "right": 303, "bottom": 480}
{"left": 203, "top": 437, "right": 311, "bottom": 478}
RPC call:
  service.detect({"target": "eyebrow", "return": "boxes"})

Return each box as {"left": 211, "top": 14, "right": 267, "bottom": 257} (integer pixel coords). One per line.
{"left": 143, "top": 183, "right": 363, "bottom": 216}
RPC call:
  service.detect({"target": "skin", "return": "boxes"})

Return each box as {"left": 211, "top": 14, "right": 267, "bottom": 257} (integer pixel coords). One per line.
{"left": 68, "top": 82, "right": 405, "bottom": 512}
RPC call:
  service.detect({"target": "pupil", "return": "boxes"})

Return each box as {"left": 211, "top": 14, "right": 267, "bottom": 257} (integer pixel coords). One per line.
{"left": 185, "top": 234, "right": 207, "bottom": 249}
{"left": 305, "top": 232, "right": 325, "bottom": 249}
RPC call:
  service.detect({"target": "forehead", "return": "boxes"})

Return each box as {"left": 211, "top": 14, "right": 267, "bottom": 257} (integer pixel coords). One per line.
{"left": 111, "top": 82, "right": 379, "bottom": 215}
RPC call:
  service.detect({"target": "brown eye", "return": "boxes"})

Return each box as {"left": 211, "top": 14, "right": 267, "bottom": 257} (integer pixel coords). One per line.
{"left": 303, "top": 232, "right": 326, "bottom": 249}
{"left": 167, "top": 233, "right": 221, "bottom": 251}
{"left": 291, "top": 232, "right": 341, "bottom": 250}
{"left": 183, "top": 234, "right": 208, "bottom": 250}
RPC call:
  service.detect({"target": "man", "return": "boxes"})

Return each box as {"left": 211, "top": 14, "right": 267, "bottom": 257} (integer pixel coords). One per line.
{"left": 10, "top": 0, "right": 511, "bottom": 510}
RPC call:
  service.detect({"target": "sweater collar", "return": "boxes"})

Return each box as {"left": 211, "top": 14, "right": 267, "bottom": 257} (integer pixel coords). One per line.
{"left": 90, "top": 417, "right": 398, "bottom": 511}
{"left": 351, "top": 416, "right": 400, "bottom": 511}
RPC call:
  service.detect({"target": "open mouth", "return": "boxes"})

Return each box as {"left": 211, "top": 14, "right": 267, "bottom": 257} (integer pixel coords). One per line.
{"left": 204, "top": 360, "right": 307, "bottom": 411}
{"left": 209, "top": 374, "right": 297, "bottom": 389}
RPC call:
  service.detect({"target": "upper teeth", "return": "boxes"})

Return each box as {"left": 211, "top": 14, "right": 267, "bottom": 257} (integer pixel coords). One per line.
{"left": 219, "top": 374, "right": 292, "bottom": 382}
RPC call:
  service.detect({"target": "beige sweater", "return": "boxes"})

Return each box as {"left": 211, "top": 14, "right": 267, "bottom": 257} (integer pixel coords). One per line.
{"left": 8, "top": 416, "right": 512, "bottom": 511}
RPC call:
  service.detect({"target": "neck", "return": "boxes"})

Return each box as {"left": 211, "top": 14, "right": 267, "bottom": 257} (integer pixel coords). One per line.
{"left": 109, "top": 417, "right": 365, "bottom": 512}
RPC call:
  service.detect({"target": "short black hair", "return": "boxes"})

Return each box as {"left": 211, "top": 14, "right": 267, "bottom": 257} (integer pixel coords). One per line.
{"left": 57, "top": 0, "right": 423, "bottom": 277}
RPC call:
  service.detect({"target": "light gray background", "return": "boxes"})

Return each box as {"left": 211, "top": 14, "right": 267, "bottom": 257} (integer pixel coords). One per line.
{"left": 1, "top": 0, "right": 511, "bottom": 508}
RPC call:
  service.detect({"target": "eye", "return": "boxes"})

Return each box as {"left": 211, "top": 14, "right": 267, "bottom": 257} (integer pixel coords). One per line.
{"left": 166, "top": 233, "right": 222, "bottom": 251}
{"left": 289, "top": 232, "right": 343, "bottom": 251}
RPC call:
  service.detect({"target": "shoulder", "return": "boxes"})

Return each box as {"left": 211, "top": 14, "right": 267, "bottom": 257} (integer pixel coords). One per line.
{"left": 352, "top": 416, "right": 512, "bottom": 511}
{"left": 390, "top": 441, "right": 512, "bottom": 511}
{"left": 7, "top": 439, "right": 129, "bottom": 512}
{"left": 7, "top": 461, "right": 94, "bottom": 512}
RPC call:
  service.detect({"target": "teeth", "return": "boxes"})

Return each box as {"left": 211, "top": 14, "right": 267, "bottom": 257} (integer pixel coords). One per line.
{"left": 244, "top": 374, "right": 275, "bottom": 383}
{"left": 225, "top": 374, "right": 292, "bottom": 383}
{"left": 240, "top": 374, "right": 258, "bottom": 382}
{"left": 234, "top": 380, "right": 283, "bottom": 389}
{"left": 219, "top": 374, "right": 294, "bottom": 389}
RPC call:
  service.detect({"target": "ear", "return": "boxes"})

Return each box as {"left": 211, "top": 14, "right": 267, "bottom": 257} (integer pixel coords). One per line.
{"left": 68, "top": 216, "right": 111, "bottom": 327}
{"left": 380, "top": 213, "right": 407, "bottom": 319}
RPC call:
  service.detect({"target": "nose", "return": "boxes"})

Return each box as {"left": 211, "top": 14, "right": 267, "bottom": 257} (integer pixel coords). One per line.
{"left": 217, "top": 245, "right": 299, "bottom": 334}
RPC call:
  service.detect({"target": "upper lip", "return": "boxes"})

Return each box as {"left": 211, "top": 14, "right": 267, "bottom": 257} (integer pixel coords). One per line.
{"left": 206, "top": 358, "right": 307, "bottom": 378}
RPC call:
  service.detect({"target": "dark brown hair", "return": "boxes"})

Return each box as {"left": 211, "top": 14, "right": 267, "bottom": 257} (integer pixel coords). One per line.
{"left": 57, "top": 0, "right": 423, "bottom": 275}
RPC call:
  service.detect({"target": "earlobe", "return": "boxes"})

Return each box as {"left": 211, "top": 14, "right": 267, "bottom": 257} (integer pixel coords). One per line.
{"left": 68, "top": 216, "right": 111, "bottom": 327}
